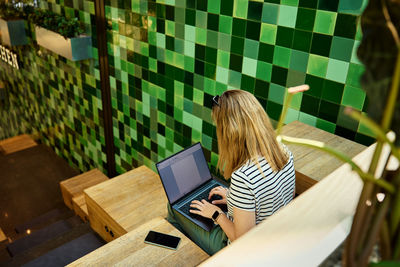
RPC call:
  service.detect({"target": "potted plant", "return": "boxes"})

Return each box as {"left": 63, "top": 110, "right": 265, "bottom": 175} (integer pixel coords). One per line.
{"left": 29, "top": 9, "right": 92, "bottom": 61}
{"left": 0, "top": 1, "right": 32, "bottom": 46}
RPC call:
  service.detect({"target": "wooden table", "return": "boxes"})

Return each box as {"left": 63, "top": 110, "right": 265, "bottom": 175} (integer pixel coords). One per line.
{"left": 281, "top": 121, "right": 366, "bottom": 194}
{"left": 67, "top": 217, "right": 209, "bottom": 266}
{"left": 84, "top": 166, "right": 168, "bottom": 242}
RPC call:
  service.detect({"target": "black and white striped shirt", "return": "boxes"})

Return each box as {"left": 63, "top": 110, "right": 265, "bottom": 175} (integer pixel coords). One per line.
{"left": 226, "top": 146, "right": 295, "bottom": 225}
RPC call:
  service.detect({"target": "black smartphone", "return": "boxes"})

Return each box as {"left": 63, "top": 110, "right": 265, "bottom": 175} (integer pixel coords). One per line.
{"left": 144, "top": 230, "right": 181, "bottom": 250}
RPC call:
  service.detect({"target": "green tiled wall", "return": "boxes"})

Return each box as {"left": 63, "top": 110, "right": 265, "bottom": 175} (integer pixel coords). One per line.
{"left": 107, "top": 0, "right": 372, "bottom": 174}
{"left": 0, "top": 0, "right": 108, "bottom": 173}
{"left": 1, "top": 0, "right": 373, "bottom": 176}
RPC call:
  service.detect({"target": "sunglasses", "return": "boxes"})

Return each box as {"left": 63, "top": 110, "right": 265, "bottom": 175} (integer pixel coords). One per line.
{"left": 212, "top": 95, "right": 220, "bottom": 107}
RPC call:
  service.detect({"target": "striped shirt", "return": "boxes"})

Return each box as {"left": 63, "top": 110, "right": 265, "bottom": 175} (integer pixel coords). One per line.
{"left": 226, "top": 146, "right": 295, "bottom": 225}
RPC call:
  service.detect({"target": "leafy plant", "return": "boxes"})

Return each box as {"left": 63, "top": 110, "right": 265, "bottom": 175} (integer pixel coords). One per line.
{"left": 275, "top": 0, "right": 400, "bottom": 266}
{"left": 28, "top": 9, "right": 84, "bottom": 38}
{"left": 0, "top": 1, "right": 34, "bottom": 20}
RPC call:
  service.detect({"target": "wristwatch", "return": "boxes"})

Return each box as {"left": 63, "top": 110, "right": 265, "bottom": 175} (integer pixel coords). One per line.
{"left": 212, "top": 210, "right": 222, "bottom": 223}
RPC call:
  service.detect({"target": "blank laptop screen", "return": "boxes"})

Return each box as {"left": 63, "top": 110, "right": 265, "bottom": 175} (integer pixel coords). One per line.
{"left": 157, "top": 143, "right": 211, "bottom": 204}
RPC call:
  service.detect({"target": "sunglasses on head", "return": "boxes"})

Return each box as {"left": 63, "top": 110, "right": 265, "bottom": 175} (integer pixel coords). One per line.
{"left": 212, "top": 95, "right": 220, "bottom": 107}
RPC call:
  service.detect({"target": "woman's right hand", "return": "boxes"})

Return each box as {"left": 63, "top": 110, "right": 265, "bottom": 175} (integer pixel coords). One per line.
{"left": 209, "top": 186, "right": 228, "bottom": 205}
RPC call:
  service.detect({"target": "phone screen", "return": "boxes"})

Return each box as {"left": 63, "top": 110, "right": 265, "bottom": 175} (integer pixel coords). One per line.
{"left": 144, "top": 230, "right": 181, "bottom": 250}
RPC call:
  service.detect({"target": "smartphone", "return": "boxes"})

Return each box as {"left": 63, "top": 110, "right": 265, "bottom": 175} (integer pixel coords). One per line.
{"left": 144, "top": 230, "right": 181, "bottom": 250}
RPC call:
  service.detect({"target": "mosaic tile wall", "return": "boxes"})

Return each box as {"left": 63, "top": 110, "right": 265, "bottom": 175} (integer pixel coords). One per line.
{"left": 1, "top": 0, "right": 373, "bottom": 176}
{"left": 107, "top": 0, "right": 373, "bottom": 174}
{"left": 0, "top": 0, "right": 108, "bottom": 173}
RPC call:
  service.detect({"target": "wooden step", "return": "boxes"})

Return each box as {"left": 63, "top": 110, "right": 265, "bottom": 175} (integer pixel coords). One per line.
{"left": 0, "top": 228, "right": 7, "bottom": 243}
{"left": 7, "top": 220, "right": 73, "bottom": 256}
{"left": 0, "top": 134, "right": 37, "bottom": 155}
{"left": 22, "top": 232, "right": 104, "bottom": 267}
{"left": 14, "top": 208, "right": 73, "bottom": 234}
{"left": 60, "top": 169, "right": 108, "bottom": 210}
{"left": 72, "top": 195, "right": 89, "bottom": 222}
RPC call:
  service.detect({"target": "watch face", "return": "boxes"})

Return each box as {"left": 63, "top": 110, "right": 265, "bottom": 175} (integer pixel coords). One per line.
{"left": 212, "top": 210, "right": 219, "bottom": 220}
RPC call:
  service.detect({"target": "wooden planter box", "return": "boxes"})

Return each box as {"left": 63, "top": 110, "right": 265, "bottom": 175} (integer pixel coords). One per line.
{"left": 0, "top": 18, "right": 28, "bottom": 46}
{"left": 35, "top": 26, "right": 92, "bottom": 61}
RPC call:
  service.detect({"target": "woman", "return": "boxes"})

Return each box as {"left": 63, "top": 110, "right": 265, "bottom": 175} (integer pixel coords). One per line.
{"left": 167, "top": 89, "right": 296, "bottom": 255}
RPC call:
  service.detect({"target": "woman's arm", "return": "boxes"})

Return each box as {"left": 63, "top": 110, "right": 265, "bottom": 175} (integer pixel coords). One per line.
{"left": 190, "top": 200, "right": 256, "bottom": 241}
{"left": 217, "top": 207, "right": 255, "bottom": 241}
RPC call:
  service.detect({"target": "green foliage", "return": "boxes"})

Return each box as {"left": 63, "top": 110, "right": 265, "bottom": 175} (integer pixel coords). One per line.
{"left": 28, "top": 9, "right": 84, "bottom": 38}
{"left": 0, "top": 2, "right": 33, "bottom": 20}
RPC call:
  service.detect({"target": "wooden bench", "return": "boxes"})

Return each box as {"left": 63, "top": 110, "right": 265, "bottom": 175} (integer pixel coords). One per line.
{"left": 60, "top": 169, "right": 108, "bottom": 210}
{"left": 84, "top": 165, "right": 168, "bottom": 242}
{"left": 67, "top": 217, "right": 209, "bottom": 266}
{"left": 281, "top": 121, "right": 366, "bottom": 194}
{"left": 72, "top": 195, "right": 89, "bottom": 222}
{"left": 0, "top": 134, "right": 37, "bottom": 155}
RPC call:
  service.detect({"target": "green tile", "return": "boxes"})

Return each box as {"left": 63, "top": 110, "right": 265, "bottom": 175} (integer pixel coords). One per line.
{"left": 322, "top": 80, "right": 344, "bottom": 104}
{"left": 268, "top": 83, "right": 285, "bottom": 104}
{"left": 184, "top": 25, "right": 196, "bottom": 42}
{"left": 216, "top": 66, "right": 229, "bottom": 83}
{"left": 337, "top": 106, "right": 359, "bottom": 131}
{"left": 217, "top": 50, "right": 230, "bottom": 68}
{"left": 208, "top": 0, "right": 221, "bottom": 13}
{"left": 286, "top": 69, "right": 306, "bottom": 87}
{"left": 244, "top": 39, "right": 259, "bottom": 60}
{"left": 307, "top": 54, "right": 328, "bottom": 78}
{"left": 326, "top": 59, "right": 349, "bottom": 83}
{"left": 228, "top": 70, "right": 242, "bottom": 88}
{"left": 256, "top": 61, "right": 272, "bottom": 82}
{"left": 338, "top": 0, "right": 365, "bottom": 15}
{"left": 184, "top": 40, "right": 195, "bottom": 57}
{"left": 273, "top": 46, "right": 291, "bottom": 68}
{"left": 314, "top": 10, "right": 337, "bottom": 35}
{"left": 346, "top": 63, "right": 364, "bottom": 88}
{"left": 284, "top": 108, "right": 300, "bottom": 124}
{"left": 195, "top": 27, "right": 207, "bottom": 44}
{"left": 316, "top": 118, "right": 336, "bottom": 133}
{"left": 196, "top": 10, "right": 207, "bottom": 28}
{"left": 329, "top": 36, "right": 354, "bottom": 62}
{"left": 295, "top": 7, "right": 316, "bottom": 31}
{"left": 281, "top": 0, "right": 299, "bottom": 6}
{"left": 233, "top": 0, "right": 248, "bottom": 19}
{"left": 219, "top": 15, "right": 233, "bottom": 34}
{"left": 288, "top": 91, "right": 303, "bottom": 110}
{"left": 299, "top": 112, "right": 317, "bottom": 126}
{"left": 341, "top": 85, "right": 365, "bottom": 110}
{"left": 260, "top": 23, "right": 277, "bottom": 45}
{"left": 290, "top": 50, "right": 309, "bottom": 72}
{"left": 242, "top": 57, "right": 257, "bottom": 77}
{"left": 278, "top": 5, "right": 298, "bottom": 28}
{"left": 262, "top": 3, "right": 279, "bottom": 24}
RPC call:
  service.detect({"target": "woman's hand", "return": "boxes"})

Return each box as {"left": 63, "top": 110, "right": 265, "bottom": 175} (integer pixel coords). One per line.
{"left": 209, "top": 186, "right": 228, "bottom": 205}
{"left": 190, "top": 199, "right": 222, "bottom": 219}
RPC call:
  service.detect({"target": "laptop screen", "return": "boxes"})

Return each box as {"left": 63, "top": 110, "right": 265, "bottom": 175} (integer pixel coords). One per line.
{"left": 156, "top": 143, "right": 212, "bottom": 204}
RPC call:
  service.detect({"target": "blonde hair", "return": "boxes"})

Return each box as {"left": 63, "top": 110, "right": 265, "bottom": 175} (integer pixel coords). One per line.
{"left": 211, "top": 89, "right": 289, "bottom": 179}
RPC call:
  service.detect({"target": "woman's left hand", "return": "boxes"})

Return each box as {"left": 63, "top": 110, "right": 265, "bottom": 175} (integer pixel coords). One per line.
{"left": 190, "top": 199, "right": 222, "bottom": 219}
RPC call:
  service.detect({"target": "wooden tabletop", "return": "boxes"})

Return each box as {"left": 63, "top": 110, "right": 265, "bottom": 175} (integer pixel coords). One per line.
{"left": 68, "top": 217, "right": 209, "bottom": 267}
{"left": 281, "top": 121, "right": 366, "bottom": 193}
{"left": 84, "top": 165, "right": 168, "bottom": 242}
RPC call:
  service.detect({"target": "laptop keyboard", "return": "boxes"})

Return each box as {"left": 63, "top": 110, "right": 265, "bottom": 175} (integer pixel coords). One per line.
{"left": 179, "top": 187, "right": 224, "bottom": 217}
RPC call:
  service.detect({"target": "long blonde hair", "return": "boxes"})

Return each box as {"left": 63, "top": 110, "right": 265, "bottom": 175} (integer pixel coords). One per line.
{"left": 211, "top": 90, "right": 288, "bottom": 179}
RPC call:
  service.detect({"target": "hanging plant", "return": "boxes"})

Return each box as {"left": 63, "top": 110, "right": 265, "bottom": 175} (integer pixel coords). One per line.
{"left": 28, "top": 9, "right": 84, "bottom": 39}
{"left": 0, "top": 2, "right": 34, "bottom": 20}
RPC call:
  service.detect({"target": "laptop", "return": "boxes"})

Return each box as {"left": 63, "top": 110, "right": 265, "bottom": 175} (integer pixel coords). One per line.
{"left": 156, "top": 142, "right": 227, "bottom": 232}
